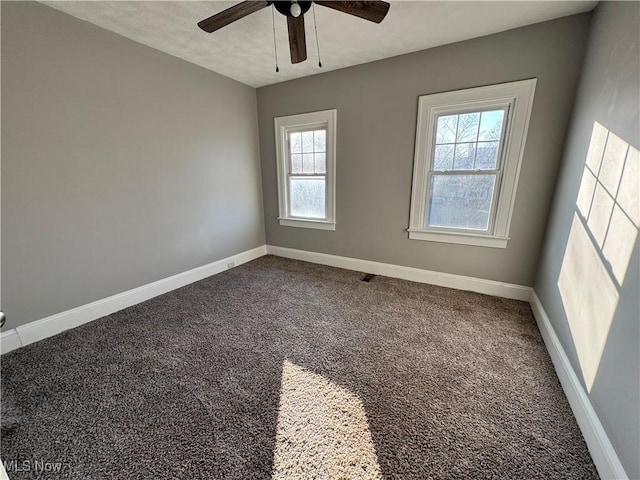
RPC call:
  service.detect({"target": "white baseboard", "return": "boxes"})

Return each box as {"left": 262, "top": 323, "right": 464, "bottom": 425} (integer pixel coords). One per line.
{"left": 0, "top": 243, "right": 625, "bottom": 478}
{"left": 529, "top": 291, "right": 628, "bottom": 480}
{"left": 0, "top": 459, "right": 7, "bottom": 480}
{"left": 0, "top": 329, "right": 23, "bottom": 355}
{"left": 2, "top": 244, "right": 529, "bottom": 355}
{"left": 0, "top": 245, "right": 267, "bottom": 355}
{"left": 266, "top": 245, "right": 532, "bottom": 301}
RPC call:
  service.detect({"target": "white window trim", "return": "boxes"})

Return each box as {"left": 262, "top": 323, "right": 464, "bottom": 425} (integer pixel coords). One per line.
{"left": 275, "top": 109, "right": 337, "bottom": 231}
{"left": 408, "top": 79, "right": 537, "bottom": 248}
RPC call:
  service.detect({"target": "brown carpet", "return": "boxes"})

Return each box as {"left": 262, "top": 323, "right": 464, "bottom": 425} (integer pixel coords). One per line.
{"left": 1, "top": 255, "right": 598, "bottom": 479}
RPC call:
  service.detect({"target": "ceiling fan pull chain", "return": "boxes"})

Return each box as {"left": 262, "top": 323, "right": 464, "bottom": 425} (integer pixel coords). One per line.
{"left": 272, "top": 5, "right": 280, "bottom": 72}
{"left": 312, "top": 3, "right": 322, "bottom": 68}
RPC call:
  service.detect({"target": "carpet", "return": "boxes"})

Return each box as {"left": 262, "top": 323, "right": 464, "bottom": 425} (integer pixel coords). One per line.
{"left": 0, "top": 255, "right": 599, "bottom": 479}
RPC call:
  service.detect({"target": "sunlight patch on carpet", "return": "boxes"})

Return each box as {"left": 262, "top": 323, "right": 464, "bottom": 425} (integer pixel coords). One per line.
{"left": 272, "top": 360, "right": 382, "bottom": 479}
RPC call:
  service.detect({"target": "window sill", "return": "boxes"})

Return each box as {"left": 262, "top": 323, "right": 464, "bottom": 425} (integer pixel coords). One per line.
{"left": 408, "top": 229, "right": 509, "bottom": 248}
{"left": 279, "top": 218, "right": 336, "bottom": 231}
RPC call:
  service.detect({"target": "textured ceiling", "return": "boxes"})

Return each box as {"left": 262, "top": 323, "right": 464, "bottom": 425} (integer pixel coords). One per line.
{"left": 41, "top": 1, "right": 597, "bottom": 88}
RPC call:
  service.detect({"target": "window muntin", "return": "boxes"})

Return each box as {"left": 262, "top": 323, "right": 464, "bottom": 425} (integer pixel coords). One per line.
{"left": 426, "top": 108, "right": 508, "bottom": 233}
{"left": 408, "top": 80, "right": 537, "bottom": 248}
{"left": 275, "top": 110, "right": 337, "bottom": 230}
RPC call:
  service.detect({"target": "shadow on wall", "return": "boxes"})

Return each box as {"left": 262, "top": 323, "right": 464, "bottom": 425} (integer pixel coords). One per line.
{"left": 557, "top": 121, "right": 639, "bottom": 392}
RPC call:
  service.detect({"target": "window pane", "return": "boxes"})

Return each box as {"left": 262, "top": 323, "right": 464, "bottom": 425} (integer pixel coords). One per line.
{"left": 436, "top": 115, "right": 457, "bottom": 144}
{"left": 302, "top": 131, "right": 314, "bottom": 153}
{"left": 453, "top": 143, "right": 475, "bottom": 170}
{"left": 302, "top": 154, "right": 314, "bottom": 173}
{"left": 478, "top": 110, "right": 504, "bottom": 141}
{"left": 427, "top": 174, "right": 496, "bottom": 230}
{"left": 290, "top": 177, "right": 326, "bottom": 219}
{"left": 434, "top": 144, "right": 454, "bottom": 170}
{"left": 314, "top": 130, "right": 326, "bottom": 152}
{"left": 476, "top": 142, "right": 500, "bottom": 170}
{"left": 456, "top": 113, "right": 480, "bottom": 142}
{"left": 290, "top": 132, "right": 302, "bottom": 153}
{"left": 314, "top": 153, "right": 326, "bottom": 173}
{"left": 291, "top": 154, "right": 302, "bottom": 173}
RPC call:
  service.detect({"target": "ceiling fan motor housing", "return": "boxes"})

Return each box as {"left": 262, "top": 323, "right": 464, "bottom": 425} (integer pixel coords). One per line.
{"left": 272, "top": 1, "right": 313, "bottom": 17}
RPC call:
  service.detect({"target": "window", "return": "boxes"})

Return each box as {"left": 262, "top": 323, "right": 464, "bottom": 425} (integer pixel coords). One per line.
{"left": 409, "top": 79, "right": 536, "bottom": 248}
{"left": 275, "top": 110, "right": 337, "bottom": 230}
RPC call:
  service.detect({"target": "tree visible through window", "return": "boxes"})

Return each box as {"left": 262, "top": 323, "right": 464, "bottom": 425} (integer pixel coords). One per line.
{"left": 428, "top": 109, "right": 506, "bottom": 231}
{"left": 409, "top": 80, "right": 536, "bottom": 248}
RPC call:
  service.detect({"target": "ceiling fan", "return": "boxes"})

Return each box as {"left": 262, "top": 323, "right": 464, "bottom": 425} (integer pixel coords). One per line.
{"left": 198, "top": 1, "right": 391, "bottom": 65}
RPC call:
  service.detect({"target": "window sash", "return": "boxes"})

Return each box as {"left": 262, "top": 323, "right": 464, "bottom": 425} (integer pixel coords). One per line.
{"left": 425, "top": 171, "right": 502, "bottom": 234}
{"left": 424, "top": 107, "right": 510, "bottom": 235}
{"left": 285, "top": 127, "right": 328, "bottom": 166}
{"left": 287, "top": 175, "right": 327, "bottom": 219}
{"left": 431, "top": 107, "right": 508, "bottom": 170}
{"left": 285, "top": 126, "right": 328, "bottom": 220}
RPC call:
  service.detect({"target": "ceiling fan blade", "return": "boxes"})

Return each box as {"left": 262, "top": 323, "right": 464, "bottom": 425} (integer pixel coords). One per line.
{"left": 287, "top": 15, "right": 307, "bottom": 64}
{"left": 314, "top": 1, "right": 390, "bottom": 23}
{"left": 198, "top": 1, "right": 270, "bottom": 33}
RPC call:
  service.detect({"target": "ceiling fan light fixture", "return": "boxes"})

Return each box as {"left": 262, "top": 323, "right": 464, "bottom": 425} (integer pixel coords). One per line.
{"left": 290, "top": 2, "right": 302, "bottom": 18}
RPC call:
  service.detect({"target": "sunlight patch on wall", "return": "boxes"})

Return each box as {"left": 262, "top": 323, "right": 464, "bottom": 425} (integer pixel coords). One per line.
{"left": 605, "top": 145, "right": 640, "bottom": 283}
{"left": 272, "top": 360, "right": 383, "bottom": 480}
{"left": 559, "top": 122, "right": 639, "bottom": 391}
{"left": 577, "top": 124, "right": 639, "bottom": 284}
{"left": 559, "top": 213, "right": 619, "bottom": 390}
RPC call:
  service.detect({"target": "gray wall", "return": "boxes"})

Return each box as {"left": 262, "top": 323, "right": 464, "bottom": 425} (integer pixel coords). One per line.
{"left": 1, "top": 2, "right": 265, "bottom": 329}
{"left": 257, "top": 14, "right": 591, "bottom": 286}
{"left": 535, "top": 3, "right": 640, "bottom": 478}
